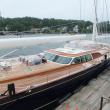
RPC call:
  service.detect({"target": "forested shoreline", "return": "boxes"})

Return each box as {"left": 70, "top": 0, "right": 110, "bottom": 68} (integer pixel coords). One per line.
{"left": 0, "top": 17, "right": 109, "bottom": 34}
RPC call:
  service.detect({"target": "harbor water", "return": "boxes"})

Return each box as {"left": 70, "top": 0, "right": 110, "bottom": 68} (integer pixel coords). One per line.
{"left": 0, "top": 34, "right": 110, "bottom": 59}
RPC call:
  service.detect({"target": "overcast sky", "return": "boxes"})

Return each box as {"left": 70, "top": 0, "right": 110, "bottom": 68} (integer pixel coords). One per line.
{"left": 0, "top": 0, "right": 109, "bottom": 21}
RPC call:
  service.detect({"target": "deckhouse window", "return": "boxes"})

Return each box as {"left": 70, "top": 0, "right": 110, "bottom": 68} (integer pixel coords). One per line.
{"left": 45, "top": 53, "right": 56, "bottom": 61}
{"left": 45, "top": 52, "right": 72, "bottom": 64}
{"left": 55, "top": 56, "right": 72, "bottom": 64}
{"left": 85, "top": 54, "right": 92, "bottom": 61}
{"left": 74, "top": 57, "right": 81, "bottom": 63}
{"left": 73, "top": 54, "right": 92, "bottom": 64}
{"left": 80, "top": 56, "right": 86, "bottom": 63}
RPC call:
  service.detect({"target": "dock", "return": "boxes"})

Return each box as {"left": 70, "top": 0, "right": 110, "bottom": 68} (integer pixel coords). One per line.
{"left": 56, "top": 66, "right": 110, "bottom": 110}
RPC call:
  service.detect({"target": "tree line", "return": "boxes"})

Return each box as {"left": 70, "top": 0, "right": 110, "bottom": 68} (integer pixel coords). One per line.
{"left": 0, "top": 17, "right": 109, "bottom": 34}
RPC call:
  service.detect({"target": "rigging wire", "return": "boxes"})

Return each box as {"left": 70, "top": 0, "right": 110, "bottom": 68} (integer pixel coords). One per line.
{"left": 104, "top": 0, "right": 109, "bottom": 34}
{"left": 79, "top": 0, "right": 82, "bottom": 34}
{"left": 94, "top": 0, "right": 98, "bottom": 23}
{"left": 92, "top": 0, "right": 98, "bottom": 41}
{"left": 79, "top": 0, "right": 82, "bottom": 20}
{"left": 100, "top": 0, "right": 105, "bottom": 34}
{"left": 100, "top": 0, "right": 109, "bottom": 34}
{"left": 79, "top": 0, "right": 85, "bottom": 34}
{"left": 94, "top": 0, "right": 99, "bottom": 33}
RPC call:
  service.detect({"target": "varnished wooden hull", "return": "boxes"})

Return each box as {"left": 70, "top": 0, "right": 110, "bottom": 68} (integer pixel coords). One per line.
{"left": 0, "top": 59, "right": 110, "bottom": 110}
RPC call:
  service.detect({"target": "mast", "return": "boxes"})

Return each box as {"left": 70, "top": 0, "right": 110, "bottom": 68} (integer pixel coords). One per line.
{"left": 92, "top": 0, "right": 98, "bottom": 41}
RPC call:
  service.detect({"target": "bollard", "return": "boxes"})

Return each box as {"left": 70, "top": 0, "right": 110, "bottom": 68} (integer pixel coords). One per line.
{"left": 7, "top": 83, "right": 16, "bottom": 97}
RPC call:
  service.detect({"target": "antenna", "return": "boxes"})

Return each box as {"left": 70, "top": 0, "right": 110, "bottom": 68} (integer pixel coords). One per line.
{"left": 92, "top": 0, "right": 98, "bottom": 41}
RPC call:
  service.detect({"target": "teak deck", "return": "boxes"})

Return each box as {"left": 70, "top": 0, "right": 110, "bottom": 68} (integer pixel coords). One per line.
{"left": 0, "top": 56, "right": 103, "bottom": 100}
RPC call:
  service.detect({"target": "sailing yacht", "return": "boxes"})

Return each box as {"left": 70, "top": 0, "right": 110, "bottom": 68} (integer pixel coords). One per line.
{"left": 0, "top": 0, "right": 110, "bottom": 110}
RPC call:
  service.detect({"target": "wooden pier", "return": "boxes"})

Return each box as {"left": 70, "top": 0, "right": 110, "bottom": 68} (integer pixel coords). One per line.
{"left": 56, "top": 67, "right": 110, "bottom": 110}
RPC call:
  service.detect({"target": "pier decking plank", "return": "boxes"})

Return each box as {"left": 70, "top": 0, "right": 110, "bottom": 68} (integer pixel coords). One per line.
{"left": 56, "top": 67, "right": 110, "bottom": 110}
